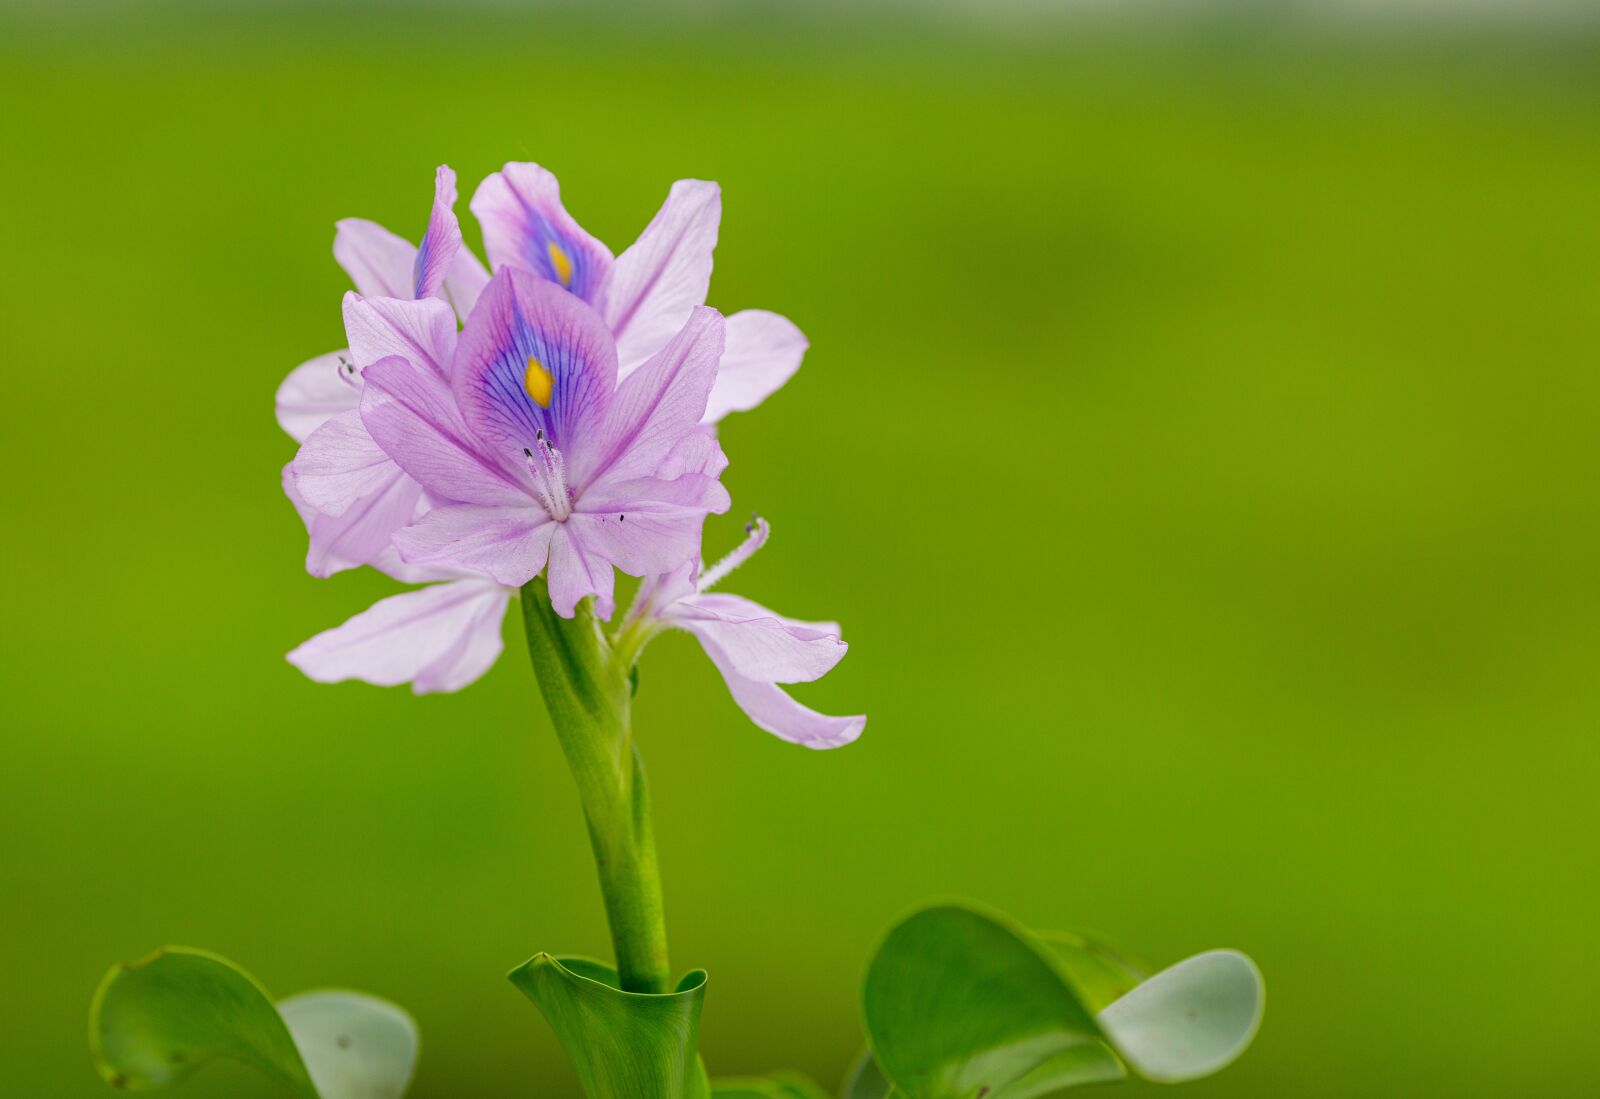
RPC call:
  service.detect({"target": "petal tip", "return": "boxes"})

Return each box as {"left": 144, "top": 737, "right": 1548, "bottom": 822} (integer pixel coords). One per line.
{"left": 808, "top": 714, "right": 866, "bottom": 749}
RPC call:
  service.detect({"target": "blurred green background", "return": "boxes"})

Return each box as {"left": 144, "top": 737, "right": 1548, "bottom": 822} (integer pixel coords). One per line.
{"left": 4, "top": 2, "right": 1599, "bottom": 1096}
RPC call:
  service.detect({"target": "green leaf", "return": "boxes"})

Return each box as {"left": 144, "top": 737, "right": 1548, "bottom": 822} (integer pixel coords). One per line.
{"left": 861, "top": 902, "right": 1264, "bottom": 1098}
{"left": 711, "top": 1071, "right": 830, "bottom": 1098}
{"left": 861, "top": 903, "right": 1122, "bottom": 1099}
{"left": 509, "top": 952, "right": 708, "bottom": 1099}
{"left": 88, "top": 947, "right": 416, "bottom": 1098}
{"left": 1096, "top": 950, "right": 1263, "bottom": 1084}
{"left": 91, "top": 948, "right": 315, "bottom": 1095}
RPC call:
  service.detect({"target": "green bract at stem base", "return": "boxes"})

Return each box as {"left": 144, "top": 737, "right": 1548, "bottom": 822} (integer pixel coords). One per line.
{"left": 519, "top": 576, "right": 672, "bottom": 995}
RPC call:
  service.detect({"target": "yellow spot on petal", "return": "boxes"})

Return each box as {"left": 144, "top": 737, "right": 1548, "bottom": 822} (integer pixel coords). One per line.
{"left": 524, "top": 356, "right": 553, "bottom": 407}
{"left": 547, "top": 241, "right": 573, "bottom": 288}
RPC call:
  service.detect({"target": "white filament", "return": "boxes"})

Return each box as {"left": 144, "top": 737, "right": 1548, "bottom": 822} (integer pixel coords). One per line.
{"left": 524, "top": 433, "right": 573, "bottom": 521}
{"left": 699, "top": 516, "right": 770, "bottom": 592}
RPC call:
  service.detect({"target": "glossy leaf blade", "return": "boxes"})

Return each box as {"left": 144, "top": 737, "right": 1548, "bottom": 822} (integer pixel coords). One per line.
{"left": 861, "top": 904, "right": 1114, "bottom": 1099}
{"left": 278, "top": 991, "right": 418, "bottom": 1099}
{"left": 89, "top": 947, "right": 317, "bottom": 1095}
{"left": 509, "top": 953, "right": 707, "bottom": 1099}
{"left": 1097, "top": 950, "right": 1264, "bottom": 1083}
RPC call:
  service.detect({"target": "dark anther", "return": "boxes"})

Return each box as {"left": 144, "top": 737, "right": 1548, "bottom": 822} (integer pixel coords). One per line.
{"left": 523, "top": 447, "right": 533, "bottom": 458}
{"left": 619, "top": 514, "right": 626, "bottom": 522}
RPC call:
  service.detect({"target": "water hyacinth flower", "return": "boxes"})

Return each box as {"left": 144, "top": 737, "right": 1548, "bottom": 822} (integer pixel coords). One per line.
{"left": 366, "top": 267, "right": 730, "bottom": 618}
{"left": 277, "top": 162, "right": 855, "bottom": 728}
{"left": 279, "top": 162, "right": 804, "bottom": 582}
{"left": 282, "top": 267, "right": 732, "bottom": 692}
{"left": 618, "top": 517, "right": 865, "bottom": 749}
{"left": 472, "top": 162, "right": 807, "bottom": 422}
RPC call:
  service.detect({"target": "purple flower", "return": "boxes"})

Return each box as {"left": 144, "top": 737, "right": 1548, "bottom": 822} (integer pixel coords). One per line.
{"left": 276, "top": 167, "right": 485, "bottom": 577}
{"left": 279, "top": 162, "right": 803, "bottom": 582}
{"left": 472, "top": 163, "right": 807, "bottom": 422}
{"left": 278, "top": 162, "right": 848, "bottom": 702}
{"left": 366, "top": 267, "right": 730, "bottom": 618}
{"left": 619, "top": 517, "right": 865, "bottom": 749}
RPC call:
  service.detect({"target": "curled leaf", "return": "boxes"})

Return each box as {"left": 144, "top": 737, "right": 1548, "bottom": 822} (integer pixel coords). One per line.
{"left": 89, "top": 947, "right": 416, "bottom": 1099}
{"left": 860, "top": 902, "right": 1262, "bottom": 1098}
{"left": 862, "top": 904, "right": 1121, "bottom": 1099}
{"left": 510, "top": 953, "right": 708, "bottom": 1099}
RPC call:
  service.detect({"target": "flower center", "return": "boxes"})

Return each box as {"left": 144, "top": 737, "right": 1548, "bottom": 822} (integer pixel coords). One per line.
{"left": 699, "top": 515, "right": 770, "bottom": 591}
{"left": 523, "top": 431, "right": 573, "bottom": 521}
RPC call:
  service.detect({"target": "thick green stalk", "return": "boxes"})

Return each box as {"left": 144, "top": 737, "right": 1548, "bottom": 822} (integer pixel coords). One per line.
{"left": 519, "top": 578, "right": 671, "bottom": 994}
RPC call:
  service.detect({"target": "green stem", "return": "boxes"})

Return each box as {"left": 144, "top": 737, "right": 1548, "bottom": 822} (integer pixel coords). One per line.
{"left": 519, "top": 577, "right": 672, "bottom": 994}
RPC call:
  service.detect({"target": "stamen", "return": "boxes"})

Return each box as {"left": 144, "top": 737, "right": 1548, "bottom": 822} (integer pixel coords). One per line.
{"left": 698, "top": 514, "right": 770, "bottom": 592}
{"left": 335, "top": 354, "right": 360, "bottom": 390}
{"left": 536, "top": 431, "right": 568, "bottom": 498}
{"left": 522, "top": 431, "right": 573, "bottom": 521}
